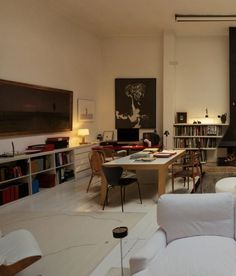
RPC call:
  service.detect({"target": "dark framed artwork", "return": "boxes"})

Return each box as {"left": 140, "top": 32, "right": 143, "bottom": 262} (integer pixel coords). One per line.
{"left": 115, "top": 78, "right": 156, "bottom": 129}
{"left": 176, "top": 112, "right": 187, "bottom": 123}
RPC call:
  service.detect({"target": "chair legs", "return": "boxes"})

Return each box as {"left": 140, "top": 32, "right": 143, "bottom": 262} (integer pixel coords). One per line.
{"left": 86, "top": 174, "right": 94, "bottom": 192}
{"left": 120, "top": 186, "right": 124, "bottom": 212}
{"left": 102, "top": 182, "right": 142, "bottom": 212}
{"left": 137, "top": 181, "right": 142, "bottom": 204}
{"left": 172, "top": 176, "right": 202, "bottom": 193}
{"left": 102, "top": 187, "right": 109, "bottom": 210}
{"left": 102, "top": 186, "right": 125, "bottom": 212}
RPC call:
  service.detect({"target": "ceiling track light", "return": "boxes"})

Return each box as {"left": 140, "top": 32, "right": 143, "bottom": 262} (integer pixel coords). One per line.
{"left": 175, "top": 14, "right": 236, "bottom": 22}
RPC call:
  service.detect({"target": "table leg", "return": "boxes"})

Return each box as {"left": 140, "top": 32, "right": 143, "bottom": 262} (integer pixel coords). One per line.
{"left": 100, "top": 173, "right": 107, "bottom": 205}
{"left": 158, "top": 166, "right": 168, "bottom": 196}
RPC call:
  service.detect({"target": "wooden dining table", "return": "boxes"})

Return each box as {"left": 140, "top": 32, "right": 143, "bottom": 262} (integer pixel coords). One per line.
{"left": 100, "top": 149, "right": 185, "bottom": 204}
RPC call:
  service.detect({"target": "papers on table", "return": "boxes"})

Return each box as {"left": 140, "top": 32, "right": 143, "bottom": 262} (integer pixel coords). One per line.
{"left": 153, "top": 150, "right": 177, "bottom": 158}
{"left": 142, "top": 148, "right": 160, "bottom": 153}
{"left": 130, "top": 153, "right": 150, "bottom": 159}
{"left": 130, "top": 149, "right": 177, "bottom": 160}
{"left": 161, "top": 150, "right": 177, "bottom": 155}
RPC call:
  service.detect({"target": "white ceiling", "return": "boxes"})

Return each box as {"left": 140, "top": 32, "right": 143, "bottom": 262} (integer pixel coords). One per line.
{"left": 48, "top": 0, "right": 236, "bottom": 37}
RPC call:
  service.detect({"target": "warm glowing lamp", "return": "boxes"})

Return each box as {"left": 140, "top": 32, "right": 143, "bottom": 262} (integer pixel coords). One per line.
{"left": 78, "top": 129, "right": 89, "bottom": 144}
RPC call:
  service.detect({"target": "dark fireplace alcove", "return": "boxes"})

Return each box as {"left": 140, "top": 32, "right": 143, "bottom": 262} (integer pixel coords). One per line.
{"left": 218, "top": 27, "right": 236, "bottom": 165}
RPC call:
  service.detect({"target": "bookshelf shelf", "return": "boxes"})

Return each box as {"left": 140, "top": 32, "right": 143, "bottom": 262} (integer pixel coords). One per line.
{"left": 31, "top": 168, "right": 55, "bottom": 176}
{"left": 173, "top": 123, "right": 228, "bottom": 162}
{"left": 0, "top": 175, "right": 30, "bottom": 185}
{"left": 56, "top": 162, "right": 74, "bottom": 169}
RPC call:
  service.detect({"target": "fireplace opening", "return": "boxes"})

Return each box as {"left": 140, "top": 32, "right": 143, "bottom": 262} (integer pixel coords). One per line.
{"left": 218, "top": 147, "right": 236, "bottom": 166}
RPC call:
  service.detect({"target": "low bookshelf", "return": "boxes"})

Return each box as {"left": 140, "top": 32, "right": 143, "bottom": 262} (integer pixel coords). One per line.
{"left": 0, "top": 144, "right": 93, "bottom": 206}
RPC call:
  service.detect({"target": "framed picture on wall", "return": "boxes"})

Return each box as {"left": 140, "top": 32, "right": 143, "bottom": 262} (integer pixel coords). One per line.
{"left": 103, "top": 131, "right": 114, "bottom": 141}
{"left": 176, "top": 112, "right": 187, "bottom": 123}
{"left": 77, "top": 99, "right": 95, "bottom": 121}
{"left": 115, "top": 78, "right": 156, "bottom": 129}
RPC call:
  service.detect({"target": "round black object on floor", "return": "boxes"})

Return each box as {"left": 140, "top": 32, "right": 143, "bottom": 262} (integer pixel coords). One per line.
{"left": 112, "top": 226, "right": 128, "bottom": 239}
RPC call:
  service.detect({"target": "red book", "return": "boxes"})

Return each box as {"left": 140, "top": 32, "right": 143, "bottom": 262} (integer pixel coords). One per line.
{"left": 1, "top": 187, "right": 11, "bottom": 204}
{"left": 12, "top": 185, "right": 19, "bottom": 200}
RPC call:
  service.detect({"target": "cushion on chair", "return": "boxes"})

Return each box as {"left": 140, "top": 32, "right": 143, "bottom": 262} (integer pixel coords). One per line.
{"left": 157, "top": 193, "right": 235, "bottom": 244}
{"left": 0, "top": 229, "right": 42, "bottom": 265}
{"left": 136, "top": 236, "right": 236, "bottom": 276}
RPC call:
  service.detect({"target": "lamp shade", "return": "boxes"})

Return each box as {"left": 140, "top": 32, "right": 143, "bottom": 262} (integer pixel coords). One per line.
{"left": 78, "top": 129, "right": 89, "bottom": 137}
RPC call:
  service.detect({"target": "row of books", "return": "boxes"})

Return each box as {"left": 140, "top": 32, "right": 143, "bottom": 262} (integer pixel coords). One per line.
{"left": 174, "top": 138, "right": 217, "bottom": 148}
{"left": 55, "top": 152, "right": 71, "bottom": 167}
{"left": 0, "top": 165, "right": 25, "bottom": 182}
{"left": 0, "top": 182, "right": 29, "bottom": 205}
{"left": 56, "top": 168, "right": 74, "bottom": 184}
{"left": 30, "top": 156, "right": 51, "bottom": 173}
{"left": 175, "top": 125, "right": 223, "bottom": 136}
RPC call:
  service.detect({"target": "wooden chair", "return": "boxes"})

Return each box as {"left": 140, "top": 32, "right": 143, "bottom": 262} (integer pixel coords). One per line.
{"left": 87, "top": 150, "right": 106, "bottom": 192}
{"left": 102, "top": 147, "right": 127, "bottom": 162}
{"left": 102, "top": 166, "right": 142, "bottom": 212}
{"left": 171, "top": 151, "right": 202, "bottom": 193}
{"left": 102, "top": 147, "right": 117, "bottom": 161}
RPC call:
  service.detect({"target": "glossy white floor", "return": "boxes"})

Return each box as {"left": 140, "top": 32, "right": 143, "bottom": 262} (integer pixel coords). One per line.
{"left": 0, "top": 173, "right": 191, "bottom": 276}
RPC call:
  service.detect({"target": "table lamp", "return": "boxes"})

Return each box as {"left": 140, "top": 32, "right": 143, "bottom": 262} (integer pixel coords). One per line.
{"left": 78, "top": 129, "right": 89, "bottom": 144}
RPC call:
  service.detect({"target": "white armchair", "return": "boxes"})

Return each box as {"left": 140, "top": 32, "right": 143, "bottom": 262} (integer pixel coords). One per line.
{"left": 0, "top": 229, "right": 42, "bottom": 275}
{"left": 130, "top": 193, "right": 236, "bottom": 276}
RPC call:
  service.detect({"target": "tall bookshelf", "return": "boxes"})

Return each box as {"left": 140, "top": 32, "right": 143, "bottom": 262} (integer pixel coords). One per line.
{"left": 173, "top": 123, "right": 228, "bottom": 162}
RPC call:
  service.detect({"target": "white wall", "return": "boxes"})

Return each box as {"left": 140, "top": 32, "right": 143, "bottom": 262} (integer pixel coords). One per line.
{"left": 0, "top": 1, "right": 102, "bottom": 152}
{"left": 176, "top": 36, "right": 229, "bottom": 121}
{"left": 97, "top": 36, "right": 163, "bottom": 141}
{"left": 163, "top": 34, "right": 229, "bottom": 161}
{"left": 0, "top": 2, "right": 230, "bottom": 159}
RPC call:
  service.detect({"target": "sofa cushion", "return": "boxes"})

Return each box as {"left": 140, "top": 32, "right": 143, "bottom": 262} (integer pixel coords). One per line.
{"left": 134, "top": 236, "right": 236, "bottom": 276}
{"left": 130, "top": 229, "right": 167, "bottom": 275}
{"left": 157, "top": 193, "right": 234, "bottom": 243}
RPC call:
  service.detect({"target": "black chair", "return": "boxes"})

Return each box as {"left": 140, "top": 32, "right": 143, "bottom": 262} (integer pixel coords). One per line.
{"left": 102, "top": 166, "right": 142, "bottom": 212}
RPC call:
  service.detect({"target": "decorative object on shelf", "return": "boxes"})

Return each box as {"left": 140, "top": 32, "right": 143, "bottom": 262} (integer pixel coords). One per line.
{"left": 112, "top": 226, "right": 128, "bottom": 276}
{"left": 0, "top": 141, "right": 15, "bottom": 158}
{"left": 218, "top": 113, "right": 227, "bottom": 124}
{"left": 78, "top": 129, "right": 90, "bottom": 144}
{"left": 176, "top": 112, "right": 187, "bottom": 123}
{"left": 96, "top": 133, "right": 103, "bottom": 141}
{"left": 193, "top": 120, "right": 202, "bottom": 124}
{"left": 77, "top": 99, "right": 95, "bottom": 121}
{"left": 115, "top": 78, "right": 156, "bottom": 128}
{"left": 164, "top": 130, "right": 170, "bottom": 149}
{"left": 205, "top": 107, "right": 209, "bottom": 118}
{"left": 103, "top": 131, "right": 114, "bottom": 141}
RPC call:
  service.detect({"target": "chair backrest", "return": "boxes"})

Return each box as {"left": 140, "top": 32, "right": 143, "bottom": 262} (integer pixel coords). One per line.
{"left": 102, "top": 147, "right": 116, "bottom": 160}
{"left": 0, "top": 229, "right": 42, "bottom": 275}
{"left": 88, "top": 150, "right": 105, "bottom": 175}
{"left": 102, "top": 166, "right": 123, "bottom": 186}
{"left": 187, "top": 151, "right": 201, "bottom": 175}
{"left": 174, "top": 151, "right": 201, "bottom": 176}
{"left": 157, "top": 193, "right": 235, "bottom": 244}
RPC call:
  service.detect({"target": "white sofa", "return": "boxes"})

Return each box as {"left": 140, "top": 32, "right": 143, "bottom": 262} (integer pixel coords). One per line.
{"left": 130, "top": 193, "right": 236, "bottom": 276}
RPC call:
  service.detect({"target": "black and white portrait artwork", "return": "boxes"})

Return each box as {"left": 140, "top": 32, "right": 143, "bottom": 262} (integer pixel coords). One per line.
{"left": 115, "top": 78, "right": 156, "bottom": 129}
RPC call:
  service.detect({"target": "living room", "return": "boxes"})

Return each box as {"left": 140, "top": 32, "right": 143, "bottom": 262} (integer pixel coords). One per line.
{"left": 0, "top": 1, "right": 236, "bottom": 276}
